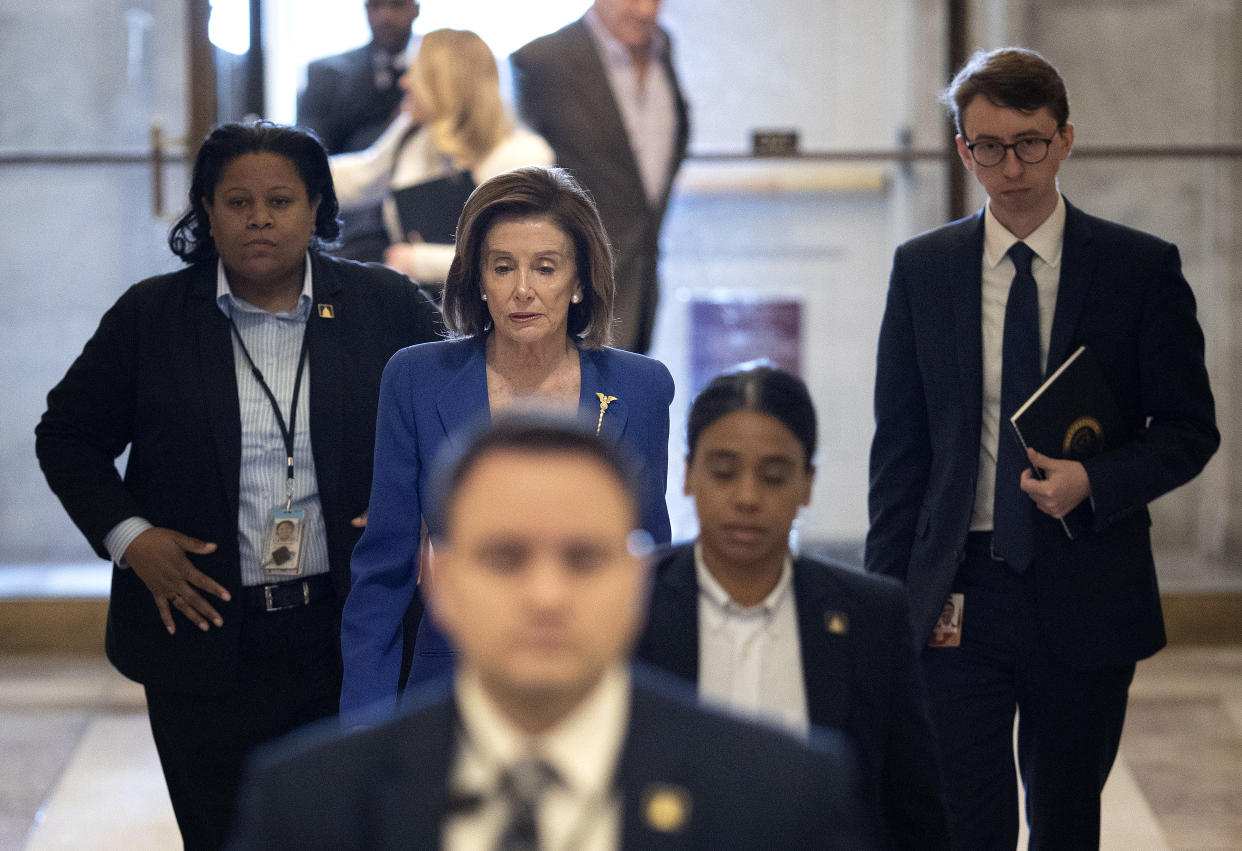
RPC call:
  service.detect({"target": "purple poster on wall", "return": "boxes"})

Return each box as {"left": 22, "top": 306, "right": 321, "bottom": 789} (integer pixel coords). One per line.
{"left": 690, "top": 297, "right": 802, "bottom": 395}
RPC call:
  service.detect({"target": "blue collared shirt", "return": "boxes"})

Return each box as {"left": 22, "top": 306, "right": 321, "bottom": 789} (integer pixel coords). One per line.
{"left": 104, "top": 256, "right": 329, "bottom": 585}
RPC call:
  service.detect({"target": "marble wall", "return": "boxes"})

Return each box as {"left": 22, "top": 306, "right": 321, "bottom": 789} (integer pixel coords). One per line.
{"left": 967, "top": 0, "right": 1242, "bottom": 561}
{"left": 1, "top": 0, "right": 1238, "bottom": 585}
{"left": 0, "top": 0, "right": 186, "bottom": 151}
{"left": 0, "top": 0, "right": 188, "bottom": 565}
{"left": 653, "top": 0, "right": 1241, "bottom": 579}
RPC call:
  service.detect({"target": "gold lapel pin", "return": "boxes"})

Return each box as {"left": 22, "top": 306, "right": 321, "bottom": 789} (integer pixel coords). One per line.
{"left": 595, "top": 392, "right": 618, "bottom": 435}
{"left": 825, "top": 610, "right": 849, "bottom": 635}
{"left": 317, "top": 304, "right": 335, "bottom": 319}
{"left": 643, "top": 783, "right": 691, "bottom": 833}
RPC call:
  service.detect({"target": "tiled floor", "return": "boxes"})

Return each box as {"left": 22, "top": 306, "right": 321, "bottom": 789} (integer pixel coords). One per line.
{"left": 1, "top": 648, "right": 1239, "bottom": 850}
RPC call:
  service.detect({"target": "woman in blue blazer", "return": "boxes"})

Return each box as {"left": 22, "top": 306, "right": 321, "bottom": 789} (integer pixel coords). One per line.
{"left": 341, "top": 166, "right": 674, "bottom": 718}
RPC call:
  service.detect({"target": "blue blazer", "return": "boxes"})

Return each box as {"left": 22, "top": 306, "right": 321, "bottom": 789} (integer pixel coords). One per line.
{"left": 232, "top": 667, "right": 879, "bottom": 850}
{"left": 865, "top": 198, "right": 1218, "bottom": 668}
{"left": 635, "top": 544, "right": 950, "bottom": 851}
{"left": 340, "top": 335, "right": 674, "bottom": 717}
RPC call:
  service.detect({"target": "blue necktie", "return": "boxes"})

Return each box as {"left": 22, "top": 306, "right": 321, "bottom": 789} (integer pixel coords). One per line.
{"left": 992, "top": 242, "right": 1040, "bottom": 571}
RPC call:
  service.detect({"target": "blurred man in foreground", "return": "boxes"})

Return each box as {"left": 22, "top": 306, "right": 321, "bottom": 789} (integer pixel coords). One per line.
{"left": 231, "top": 414, "right": 875, "bottom": 849}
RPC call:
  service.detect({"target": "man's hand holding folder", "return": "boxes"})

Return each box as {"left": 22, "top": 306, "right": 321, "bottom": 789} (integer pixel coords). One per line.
{"left": 1019, "top": 447, "right": 1091, "bottom": 520}
{"left": 1009, "top": 345, "right": 1127, "bottom": 538}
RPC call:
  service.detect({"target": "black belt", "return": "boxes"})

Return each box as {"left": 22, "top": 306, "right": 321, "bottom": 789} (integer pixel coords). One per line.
{"left": 242, "top": 574, "right": 334, "bottom": 612}
{"left": 966, "top": 531, "right": 1007, "bottom": 562}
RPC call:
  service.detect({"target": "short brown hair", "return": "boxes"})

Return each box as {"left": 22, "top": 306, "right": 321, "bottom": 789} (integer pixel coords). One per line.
{"left": 940, "top": 47, "right": 1069, "bottom": 136}
{"left": 440, "top": 166, "right": 615, "bottom": 348}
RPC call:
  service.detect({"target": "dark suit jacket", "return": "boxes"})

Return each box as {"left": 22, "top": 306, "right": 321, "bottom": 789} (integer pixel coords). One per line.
{"left": 298, "top": 43, "right": 404, "bottom": 155}
{"left": 865, "top": 198, "right": 1218, "bottom": 670}
{"left": 35, "top": 252, "right": 441, "bottom": 694}
{"left": 230, "top": 668, "right": 878, "bottom": 850}
{"left": 298, "top": 43, "right": 409, "bottom": 261}
{"left": 340, "top": 336, "right": 675, "bottom": 717}
{"left": 635, "top": 544, "right": 950, "bottom": 850}
{"left": 511, "top": 18, "right": 690, "bottom": 354}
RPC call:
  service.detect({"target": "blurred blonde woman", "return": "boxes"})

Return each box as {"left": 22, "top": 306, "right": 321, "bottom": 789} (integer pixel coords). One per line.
{"left": 330, "top": 29, "right": 553, "bottom": 285}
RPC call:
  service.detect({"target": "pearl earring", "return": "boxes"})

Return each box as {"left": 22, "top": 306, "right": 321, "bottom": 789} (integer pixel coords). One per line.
{"left": 481, "top": 293, "right": 488, "bottom": 301}
{"left": 571, "top": 292, "right": 582, "bottom": 304}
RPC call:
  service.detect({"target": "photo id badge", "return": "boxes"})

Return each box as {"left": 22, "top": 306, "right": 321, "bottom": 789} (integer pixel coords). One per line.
{"left": 262, "top": 507, "right": 305, "bottom": 577}
{"left": 928, "top": 592, "right": 964, "bottom": 648}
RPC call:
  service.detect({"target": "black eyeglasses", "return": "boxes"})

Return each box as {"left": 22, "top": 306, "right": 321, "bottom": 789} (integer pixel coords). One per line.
{"left": 964, "top": 136, "right": 1056, "bottom": 167}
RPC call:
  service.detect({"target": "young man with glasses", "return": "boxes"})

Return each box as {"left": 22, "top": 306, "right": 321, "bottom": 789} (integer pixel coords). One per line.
{"left": 865, "top": 47, "right": 1218, "bottom": 849}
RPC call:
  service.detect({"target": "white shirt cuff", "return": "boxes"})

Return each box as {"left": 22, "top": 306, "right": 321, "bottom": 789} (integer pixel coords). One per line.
{"left": 104, "top": 517, "right": 154, "bottom": 568}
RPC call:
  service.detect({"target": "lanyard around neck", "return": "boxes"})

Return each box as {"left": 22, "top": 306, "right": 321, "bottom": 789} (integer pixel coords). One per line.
{"left": 227, "top": 314, "right": 310, "bottom": 510}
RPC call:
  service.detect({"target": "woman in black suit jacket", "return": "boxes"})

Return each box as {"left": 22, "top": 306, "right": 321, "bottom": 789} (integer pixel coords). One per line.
{"left": 635, "top": 365, "right": 951, "bottom": 850}
{"left": 35, "top": 121, "right": 440, "bottom": 850}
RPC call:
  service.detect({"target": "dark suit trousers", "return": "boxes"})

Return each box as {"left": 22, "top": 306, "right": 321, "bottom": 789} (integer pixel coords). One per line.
{"left": 921, "top": 533, "right": 1134, "bottom": 851}
{"left": 144, "top": 595, "right": 341, "bottom": 851}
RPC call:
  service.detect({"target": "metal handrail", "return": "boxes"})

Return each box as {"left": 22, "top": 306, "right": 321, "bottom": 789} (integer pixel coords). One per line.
{"left": 5, "top": 144, "right": 1236, "bottom": 167}
{"left": 0, "top": 151, "right": 167, "bottom": 165}
{"left": 687, "top": 144, "right": 1242, "bottom": 162}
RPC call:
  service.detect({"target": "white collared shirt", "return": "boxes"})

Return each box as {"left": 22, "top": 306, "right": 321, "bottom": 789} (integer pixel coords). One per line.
{"left": 970, "top": 195, "right": 1066, "bottom": 531}
{"left": 582, "top": 7, "right": 678, "bottom": 207}
{"left": 445, "top": 665, "right": 628, "bottom": 851}
{"left": 695, "top": 543, "right": 809, "bottom": 736}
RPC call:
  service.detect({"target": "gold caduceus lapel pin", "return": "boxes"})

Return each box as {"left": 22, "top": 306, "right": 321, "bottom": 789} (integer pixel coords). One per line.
{"left": 825, "top": 610, "right": 850, "bottom": 636}
{"left": 643, "top": 783, "right": 691, "bottom": 834}
{"left": 595, "top": 392, "right": 619, "bottom": 435}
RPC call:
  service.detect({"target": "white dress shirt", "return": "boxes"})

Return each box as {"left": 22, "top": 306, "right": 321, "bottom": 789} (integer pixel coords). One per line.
{"left": 444, "top": 665, "right": 629, "bottom": 851}
{"left": 695, "top": 543, "right": 809, "bottom": 736}
{"left": 970, "top": 194, "right": 1066, "bottom": 531}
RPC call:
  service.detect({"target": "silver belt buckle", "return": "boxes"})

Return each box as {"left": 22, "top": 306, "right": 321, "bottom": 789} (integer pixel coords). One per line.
{"left": 263, "top": 581, "right": 309, "bottom": 612}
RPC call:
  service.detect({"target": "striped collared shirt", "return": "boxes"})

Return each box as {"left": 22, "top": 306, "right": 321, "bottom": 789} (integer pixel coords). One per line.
{"left": 216, "top": 256, "right": 329, "bottom": 585}
{"left": 103, "top": 257, "right": 329, "bottom": 584}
